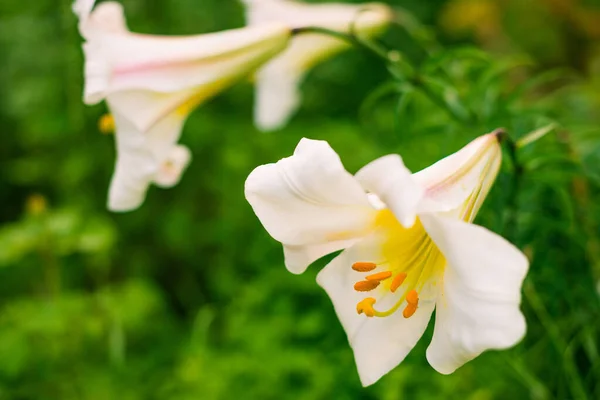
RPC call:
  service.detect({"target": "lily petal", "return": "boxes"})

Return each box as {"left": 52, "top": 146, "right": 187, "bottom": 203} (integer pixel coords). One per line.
{"left": 244, "top": 0, "right": 392, "bottom": 30}
{"left": 74, "top": 1, "right": 292, "bottom": 211}
{"left": 78, "top": 1, "right": 291, "bottom": 106}
{"left": 316, "top": 233, "right": 435, "bottom": 386}
{"left": 253, "top": 59, "right": 302, "bottom": 131}
{"left": 282, "top": 242, "right": 354, "bottom": 275}
{"left": 244, "top": 0, "right": 393, "bottom": 130}
{"left": 105, "top": 87, "right": 203, "bottom": 133}
{"left": 107, "top": 109, "right": 186, "bottom": 211}
{"left": 352, "top": 300, "right": 434, "bottom": 386}
{"left": 72, "top": 0, "right": 96, "bottom": 22}
{"left": 414, "top": 132, "right": 502, "bottom": 217}
{"left": 107, "top": 112, "right": 158, "bottom": 211}
{"left": 83, "top": 1, "right": 128, "bottom": 34}
{"left": 153, "top": 145, "right": 192, "bottom": 188}
{"left": 355, "top": 154, "right": 424, "bottom": 228}
{"left": 420, "top": 214, "right": 528, "bottom": 374}
{"left": 245, "top": 138, "right": 375, "bottom": 273}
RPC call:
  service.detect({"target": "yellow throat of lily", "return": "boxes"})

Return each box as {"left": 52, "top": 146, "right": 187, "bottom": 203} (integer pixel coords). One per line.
{"left": 352, "top": 132, "right": 503, "bottom": 320}
{"left": 353, "top": 213, "right": 446, "bottom": 319}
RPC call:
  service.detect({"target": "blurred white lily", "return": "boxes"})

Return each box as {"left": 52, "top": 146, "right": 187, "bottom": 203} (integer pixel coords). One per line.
{"left": 242, "top": 0, "right": 393, "bottom": 131}
{"left": 74, "top": 0, "right": 291, "bottom": 211}
{"left": 245, "top": 132, "right": 529, "bottom": 386}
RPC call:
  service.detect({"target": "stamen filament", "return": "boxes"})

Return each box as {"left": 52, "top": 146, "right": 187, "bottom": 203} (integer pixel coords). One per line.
{"left": 413, "top": 246, "right": 442, "bottom": 293}
{"left": 388, "top": 230, "right": 431, "bottom": 278}
{"left": 353, "top": 213, "right": 447, "bottom": 320}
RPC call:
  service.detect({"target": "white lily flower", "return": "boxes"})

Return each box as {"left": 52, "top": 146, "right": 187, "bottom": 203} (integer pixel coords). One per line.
{"left": 153, "top": 145, "right": 192, "bottom": 188}
{"left": 242, "top": 0, "right": 393, "bottom": 131}
{"left": 245, "top": 133, "right": 529, "bottom": 386}
{"left": 74, "top": 0, "right": 291, "bottom": 211}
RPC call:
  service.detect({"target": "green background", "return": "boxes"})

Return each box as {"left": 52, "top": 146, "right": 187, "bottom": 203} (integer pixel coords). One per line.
{"left": 1, "top": 0, "right": 600, "bottom": 398}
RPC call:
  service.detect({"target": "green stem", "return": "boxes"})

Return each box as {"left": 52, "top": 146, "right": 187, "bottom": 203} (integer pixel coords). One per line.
{"left": 410, "top": 75, "right": 468, "bottom": 123}
{"left": 291, "top": 26, "right": 470, "bottom": 123}
{"left": 391, "top": 7, "right": 442, "bottom": 55}
{"left": 503, "top": 136, "right": 523, "bottom": 240}
{"left": 291, "top": 26, "right": 389, "bottom": 61}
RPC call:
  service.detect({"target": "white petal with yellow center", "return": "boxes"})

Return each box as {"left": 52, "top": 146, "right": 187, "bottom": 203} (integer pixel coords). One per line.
{"left": 317, "top": 230, "right": 436, "bottom": 386}
{"left": 245, "top": 134, "right": 529, "bottom": 386}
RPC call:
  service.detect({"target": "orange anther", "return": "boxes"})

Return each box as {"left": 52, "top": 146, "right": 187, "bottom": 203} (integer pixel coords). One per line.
{"left": 352, "top": 262, "right": 377, "bottom": 272}
{"left": 366, "top": 271, "right": 392, "bottom": 281}
{"left": 406, "top": 289, "right": 419, "bottom": 305}
{"left": 390, "top": 272, "right": 407, "bottom": 293}
{"left": 356, "top": 297, "right": 376, "bottom": 317}
{"left": 354, "top": 280, "right": 380, "bottom": 292}
{"left": 403, "top": 303, "right": 418, "bottom": 318}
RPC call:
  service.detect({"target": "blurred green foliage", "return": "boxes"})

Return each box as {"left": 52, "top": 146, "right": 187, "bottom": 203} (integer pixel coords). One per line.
{"left": 1, "top": 0, "right": 600, "bottom": 399}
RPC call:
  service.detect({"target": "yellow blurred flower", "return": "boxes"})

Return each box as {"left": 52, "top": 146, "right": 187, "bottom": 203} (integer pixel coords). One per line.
{"left": 25, "top": 194, "right": 48, "bottom": 216}
{"left": 440, "top": 0, "right": 501, "bottom": 42}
